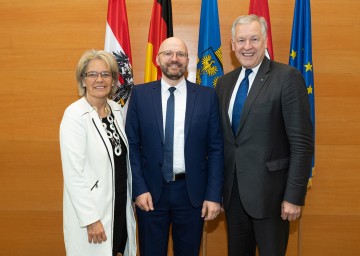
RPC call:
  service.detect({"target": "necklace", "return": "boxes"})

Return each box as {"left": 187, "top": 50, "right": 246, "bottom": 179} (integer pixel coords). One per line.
{"left": 102, "top": 112, "right": 122, "bottom": 156}
{"left": 104, "top": 105, "right": 110, "bottom": 116}
{"left": 93, "top": 104, "right": 110, "bottom": 119}
{"left": 84, "top": 97, "right": 109, "bottom": 118}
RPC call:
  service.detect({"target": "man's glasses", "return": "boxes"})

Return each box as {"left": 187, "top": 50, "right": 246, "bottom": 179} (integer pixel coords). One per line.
{"left": 82, "top": 71, "right": 112, "bottom": 79}
{"left": 158, "top": 50, "right": 188, "bottom": 59}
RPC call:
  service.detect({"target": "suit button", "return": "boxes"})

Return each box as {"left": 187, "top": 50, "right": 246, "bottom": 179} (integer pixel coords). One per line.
{"left": 235, "top": 143, "right": 239, "bottom": 148}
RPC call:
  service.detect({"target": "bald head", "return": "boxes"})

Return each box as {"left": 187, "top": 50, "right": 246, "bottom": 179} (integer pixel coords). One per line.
{"left": 158, "top": 37, "right": 188, "bottom": 54}
{"left": 156, "top": 37, "right": 189, "bottom": 85}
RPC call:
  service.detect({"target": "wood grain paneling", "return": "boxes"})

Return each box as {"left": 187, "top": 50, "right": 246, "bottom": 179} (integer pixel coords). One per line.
{"left": 1, "top": 0, "right": 360, "bottom": 255}
{"left": 0, "top": 210, "right": 65, "bottom": 256}
{"left": 301, "top": 215, "right": 360, "bottom": 256}
{"left": 0, "top": 141, "right": 63, "bottom": 210}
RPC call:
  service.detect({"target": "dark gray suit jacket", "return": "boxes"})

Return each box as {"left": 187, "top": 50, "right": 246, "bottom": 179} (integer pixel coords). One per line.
{"left": 215, "top": 57, "right": 313, "bottom": 218}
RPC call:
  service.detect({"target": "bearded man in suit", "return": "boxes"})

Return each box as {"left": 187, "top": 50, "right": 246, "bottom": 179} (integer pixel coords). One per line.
{"left": 215, "top": 14, "right": 313, "bottom": 256}
{"left": 126, "top": 37, "right": 224, "bottom": 256}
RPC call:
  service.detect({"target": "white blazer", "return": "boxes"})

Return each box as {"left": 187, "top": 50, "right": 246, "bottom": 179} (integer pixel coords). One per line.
{"left": 60, "top": 97, "right": 136, "bottom": 256}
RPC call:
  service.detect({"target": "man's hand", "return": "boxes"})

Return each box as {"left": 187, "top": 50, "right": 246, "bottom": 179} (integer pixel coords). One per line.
{"left": 201, "top": 200, "right": 221, "bottom": 221}
{"left": 281, "top": 201, "right": 301, "bottom": 221}
{"left": 87, "top": 220, "right": 107, "bottom": 244}
{"left": 135, "top": 192, "right": 154, "bottom": 211}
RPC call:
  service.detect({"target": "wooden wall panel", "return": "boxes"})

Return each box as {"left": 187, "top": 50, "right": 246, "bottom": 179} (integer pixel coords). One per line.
{"left": 301, "top": 215, "right": 360, "bottom": 256}
{"left": 304, "top": 145, "right": 360, "bottom": 215}
{"left": 0, "top": 141, "right": 63, "bottom": 210}
{"left": 1, "top": 0, "right": 360, "bottom": 255}
{"left": 0, "top": 210, "right": 65, "bottom": 255}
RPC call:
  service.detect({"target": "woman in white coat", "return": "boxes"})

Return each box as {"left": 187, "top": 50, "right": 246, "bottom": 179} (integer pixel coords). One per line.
{"left": 60, "top": 49, "right": 136, "bottom": 256}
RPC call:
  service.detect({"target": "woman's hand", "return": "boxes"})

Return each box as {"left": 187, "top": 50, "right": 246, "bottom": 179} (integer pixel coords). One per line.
{"left": 87, "top": 220, "right": 107, "bottom": 243}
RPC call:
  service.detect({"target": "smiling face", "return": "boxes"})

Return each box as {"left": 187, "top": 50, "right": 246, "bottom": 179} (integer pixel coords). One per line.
{"left": 156, "top": 37, "right": 189, "bottom": 84}
{"left": 231, "top": 20, "right": 267, "bottom": 69}
{"left": 83, "top": 59, "right": 113, "bottom": 102}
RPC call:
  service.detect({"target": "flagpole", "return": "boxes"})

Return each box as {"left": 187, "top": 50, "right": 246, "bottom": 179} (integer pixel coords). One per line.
{"left": 298, "top": 218, "right": 302, "bottom": 256}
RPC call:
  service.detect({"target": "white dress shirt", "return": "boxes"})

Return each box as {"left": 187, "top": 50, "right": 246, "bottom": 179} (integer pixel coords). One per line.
{"left": 228, "top": 62, "right": 261, "bottom": 123}
{"left": 161, "top": 78, "right": 187, "bottom": 174}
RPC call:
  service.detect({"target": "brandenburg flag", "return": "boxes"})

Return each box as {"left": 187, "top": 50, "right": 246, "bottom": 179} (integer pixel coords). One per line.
{"left": 196, "top": 0, "right": 223, "bottom": 87}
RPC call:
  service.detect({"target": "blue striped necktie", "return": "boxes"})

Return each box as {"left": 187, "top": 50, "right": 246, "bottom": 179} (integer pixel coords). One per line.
{"left": 232, "top": 69, "right": 252, "bottom": 135}
{"left": 163, "top": 87, "right": 176, "bottom": 182}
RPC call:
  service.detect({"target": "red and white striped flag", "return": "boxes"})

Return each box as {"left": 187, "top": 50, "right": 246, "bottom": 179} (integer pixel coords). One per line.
{"left": 249, "top": 0, "right": 274, "bottom": 59}
{"left": 105, "top": 0, "right": 133, "bottom": 107}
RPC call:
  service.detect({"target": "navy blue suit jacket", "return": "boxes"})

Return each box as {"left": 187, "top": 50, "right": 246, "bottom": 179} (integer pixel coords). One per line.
{"left": 125, "top": 79, "right": 224, "bottom": 207}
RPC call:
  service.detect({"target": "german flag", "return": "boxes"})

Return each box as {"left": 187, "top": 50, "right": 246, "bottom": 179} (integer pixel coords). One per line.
{"left": 144, "top": 0, "right": 173, "bottom": 82}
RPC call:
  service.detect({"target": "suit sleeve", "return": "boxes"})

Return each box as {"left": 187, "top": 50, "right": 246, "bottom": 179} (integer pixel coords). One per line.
{"left": 204, "top": 90, "right": 224, "bottom": 203}
{"left": 125, "top": 87, "right": 149, "bottom": 199}
{"left": 282, "top": 68, "right": 314, "bottom": 205}
{"left": 60, "top": 109, "right": 100, "bottom": 227}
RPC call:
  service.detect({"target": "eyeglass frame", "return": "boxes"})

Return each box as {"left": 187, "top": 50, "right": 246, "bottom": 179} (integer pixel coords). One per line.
{"left": 82, "top": 71, "right": 114, "bottom": 79}
{"left": 158, "top": 50, "right": 188, "bottom": 59}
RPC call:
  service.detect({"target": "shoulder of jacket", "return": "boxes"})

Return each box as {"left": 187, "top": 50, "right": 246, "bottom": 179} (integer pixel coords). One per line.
{"left": 223, "top": 67, "right": 242, "bottom": 79}
{"left": 135, "top": 80, "right": 160, "bottom": 89}
{"left": 107, "top": 99, "right": 121, "bottom": 110}
{"left": 64, "top": 97, "right": 91, "bottom": 116}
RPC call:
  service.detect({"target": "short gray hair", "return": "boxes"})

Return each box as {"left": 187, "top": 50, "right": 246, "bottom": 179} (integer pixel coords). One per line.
{"left": 231, "top": 14, "right": 268, "bottom": 39}
{"left": 75, "top": 49, "right": 119, "bottom": 97}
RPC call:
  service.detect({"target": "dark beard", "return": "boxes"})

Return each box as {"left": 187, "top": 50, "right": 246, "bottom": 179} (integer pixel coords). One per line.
{"left": 160, "top": 61, "right": 187, "bottom": 80}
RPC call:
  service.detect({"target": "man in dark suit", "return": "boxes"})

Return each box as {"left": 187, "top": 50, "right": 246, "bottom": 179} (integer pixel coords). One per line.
{"left": 125, "top": 37, "right": 224, "bottom": 256}
{"left": 215, "top": 15, "right": 313, "bottom": 256}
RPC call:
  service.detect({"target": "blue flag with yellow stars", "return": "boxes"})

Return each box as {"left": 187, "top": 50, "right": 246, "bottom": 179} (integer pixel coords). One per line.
{"left": 196, "top": 0, "right": 223, "bottom": 87}
{"left": 289, "top": 0, "right": 315, "bottom": 187}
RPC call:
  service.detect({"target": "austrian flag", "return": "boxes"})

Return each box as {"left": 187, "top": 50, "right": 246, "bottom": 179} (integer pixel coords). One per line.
{"left": 104, "top": 0, "right": 134, "bottom": 107}
{"left": 249, "top": 0, "right": 274, "bottom": 59}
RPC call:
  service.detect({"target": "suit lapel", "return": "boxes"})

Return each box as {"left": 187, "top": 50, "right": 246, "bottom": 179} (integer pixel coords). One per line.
{"left": 237, "top": 58, "right": 271, "bottom": 134}
{"left": 184, "top": 81, "right": 196, "bottom": 141}
{"left": 151, "top": 81, "right": 165, "bottom": 142}
{"left": 88, "top": 106, "right": 114, "bottom": 166}
{"left": 224, "top": 68, "right": 242, "bottom": 138}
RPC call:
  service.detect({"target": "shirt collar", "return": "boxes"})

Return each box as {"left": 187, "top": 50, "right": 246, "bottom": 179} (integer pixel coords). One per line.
{"left": 161, "top": 78, "right": 186, "bottom": 94}
{"left": 242, "top": 60, "right": 262, "bottom": 77}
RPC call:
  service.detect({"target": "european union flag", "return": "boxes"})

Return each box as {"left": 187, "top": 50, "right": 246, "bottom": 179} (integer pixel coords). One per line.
{"left": 196, "top": 0, "right": 223, "bottom": 88}
{"left": 289, "top": 0, "right": 315, "bottom": 187}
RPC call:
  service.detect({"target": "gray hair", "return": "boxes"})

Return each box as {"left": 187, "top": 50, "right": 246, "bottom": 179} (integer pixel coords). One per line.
{"left": 231, "top": 14, "right": 268, "bottom": 39}
{"left": 75, "top": 49, "right": 119, "bottom": 97}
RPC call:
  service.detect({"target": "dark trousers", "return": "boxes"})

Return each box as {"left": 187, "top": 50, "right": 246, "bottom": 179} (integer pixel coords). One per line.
{"left": 225, "top": 177, "right": 289, "bottom": 256}
{"left": 136, "top": 179, "right": 204, "bottom": 256}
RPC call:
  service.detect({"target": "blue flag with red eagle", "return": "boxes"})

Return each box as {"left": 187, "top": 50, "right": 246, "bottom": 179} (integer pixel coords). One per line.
{"left": 196, "top": 0, "right": 223, "bottom": 87}
{"left": 289, "top": 0, "right": 315, "bottom": 187}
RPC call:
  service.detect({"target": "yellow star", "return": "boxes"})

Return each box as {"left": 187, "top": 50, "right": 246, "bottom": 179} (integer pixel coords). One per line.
{"left": 304, "top": 62, "right": 313, "bottom": 72}
{"left": 307, "top": 85, "right": 313, "bottom": 94}
{"left": 290, "top": 50, "right": 297, "bottom": 60}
